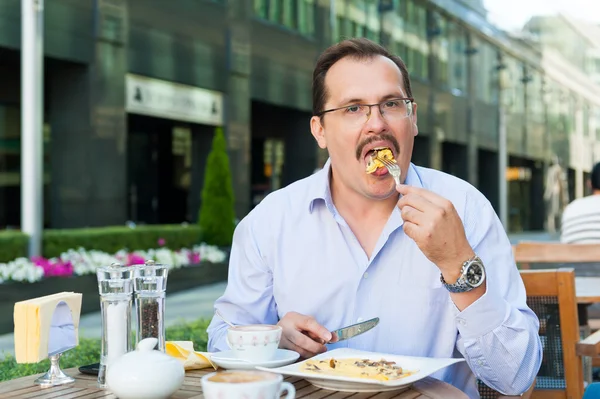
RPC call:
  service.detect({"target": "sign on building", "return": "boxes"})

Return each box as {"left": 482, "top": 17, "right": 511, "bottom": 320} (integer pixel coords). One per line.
{"left": 125, "top": 74, "right": 224, "bottom": 126}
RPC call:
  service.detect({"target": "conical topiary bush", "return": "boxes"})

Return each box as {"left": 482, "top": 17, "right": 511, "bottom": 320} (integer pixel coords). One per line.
{"left": 198, "top": 127, "right": 235, "bottom": 247}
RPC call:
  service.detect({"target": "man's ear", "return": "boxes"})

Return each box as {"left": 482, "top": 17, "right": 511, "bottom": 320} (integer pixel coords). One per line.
{"left": 411, "top": 102, "right": 418, "bottom": 136}
{"left": 310, "top": 116, "right": 327, "bottom": 149}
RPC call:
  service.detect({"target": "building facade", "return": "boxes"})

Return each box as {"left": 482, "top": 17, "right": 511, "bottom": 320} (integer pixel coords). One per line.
{"left": 0, "top": 0, "right": 599, "bottom": 233}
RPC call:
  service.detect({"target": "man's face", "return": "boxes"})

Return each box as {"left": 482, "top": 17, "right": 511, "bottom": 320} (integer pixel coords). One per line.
{"left": 310, "top": 55, "right": 418, "bottom": 200}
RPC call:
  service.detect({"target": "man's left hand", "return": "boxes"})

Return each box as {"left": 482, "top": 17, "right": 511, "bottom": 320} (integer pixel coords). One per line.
{"left": 396, "top": 184, "right": 475, "bottom": 283}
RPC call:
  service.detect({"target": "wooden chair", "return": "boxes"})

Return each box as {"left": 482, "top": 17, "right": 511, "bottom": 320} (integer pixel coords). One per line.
{"left": 519, "top": 268, "right": 600, "bottom": 399}
{"left": 514, "top": 242, "right": 600, "bottom": 364}
{"left": 478, "top": 377, "right": 536, "bottom": 398}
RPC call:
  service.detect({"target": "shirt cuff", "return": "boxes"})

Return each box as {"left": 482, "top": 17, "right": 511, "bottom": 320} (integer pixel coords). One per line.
{"left": 453, "top": 283, "right": 510, "bottom": 340}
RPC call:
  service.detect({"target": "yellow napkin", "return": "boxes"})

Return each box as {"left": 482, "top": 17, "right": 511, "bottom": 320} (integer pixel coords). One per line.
{"left": 166, "top": 341, "right": 217, "bottom": 370}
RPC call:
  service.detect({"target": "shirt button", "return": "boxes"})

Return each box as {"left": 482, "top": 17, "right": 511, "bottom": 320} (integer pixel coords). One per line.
{"left": 478, "top": 359, "right": 484, "bottom": 366}
{"left": 357, "top": 317, "right": 364, "bottom": 323}
{"left": 363, "top": 272, "right": 369, "bottom": 279}
{"left": 457, "top": 318, "right": 466, "bottom": 326}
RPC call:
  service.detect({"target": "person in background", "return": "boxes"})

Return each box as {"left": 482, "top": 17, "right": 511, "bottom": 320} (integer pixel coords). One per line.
{"left": 561, "top": 162, "right": 600, "bottom": 243}
{"left": 207, "top": 38, "right": 541, "bottom": 398}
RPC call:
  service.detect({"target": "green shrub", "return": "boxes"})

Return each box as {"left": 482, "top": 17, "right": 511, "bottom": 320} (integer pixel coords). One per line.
{"left": 43, "top": 224, "right": 202, "bottom": 258}
{"left": 198, "top": 127, "right": 235, "bottom": 247}
{"left": 0, "top": 231, "right": 28, "bottom": 263}
{"left": 0, "top": 318, "right": 210, "bottom": 382}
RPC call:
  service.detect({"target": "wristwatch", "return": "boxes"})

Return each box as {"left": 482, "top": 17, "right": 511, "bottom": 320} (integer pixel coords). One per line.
{"left": 440, "top": 255, "right": 486, "bottom": 293}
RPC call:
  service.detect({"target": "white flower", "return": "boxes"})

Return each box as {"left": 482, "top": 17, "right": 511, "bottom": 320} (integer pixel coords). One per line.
{"left": 0, "top": 257, "right": 44, "bottom": 283}
{"left": 195, "top": 243, "right": 227, "bottom": 263}
{"left": 0, "top": 241, "right": 228, "bottom": 283}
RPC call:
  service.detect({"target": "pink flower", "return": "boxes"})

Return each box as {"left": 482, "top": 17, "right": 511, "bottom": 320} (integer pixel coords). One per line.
{"left": 128, "top": 254, "right": 146, "bottom": 265}
{"left": 32, "top": 256, "right": 74, "bottom": 277}
{"left": 190, "top": 253, "right": 201, "bottom": 264}
{"left": 158, "top": 238, "right": 166, "bottom": 246}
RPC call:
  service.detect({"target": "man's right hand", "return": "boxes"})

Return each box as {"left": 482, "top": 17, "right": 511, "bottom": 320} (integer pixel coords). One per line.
{"left": 277, "top": 311, "right": 334, "bottom": 359}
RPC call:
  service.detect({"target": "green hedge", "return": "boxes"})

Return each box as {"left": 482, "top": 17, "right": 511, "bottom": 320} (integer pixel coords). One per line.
{"left": 0, "top": 231, "right": 28, "bottom": 263}
{"left": 42, "top": 224, "right": 203, "bottom": 258}
{"left": 0, "top": 318, "right": 210, "bottom": 382}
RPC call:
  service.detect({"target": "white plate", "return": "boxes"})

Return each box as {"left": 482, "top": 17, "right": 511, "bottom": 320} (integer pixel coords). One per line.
{"left": 210, "top": 349, "right": 300, "bottom": 370}
{"left": 256, "top": 348, "right": 465, "bottom": 392}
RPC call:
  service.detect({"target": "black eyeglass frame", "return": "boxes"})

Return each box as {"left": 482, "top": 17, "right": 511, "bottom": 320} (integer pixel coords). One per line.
{"left": 315, "top": 97, "right": 415, "bottom": 117}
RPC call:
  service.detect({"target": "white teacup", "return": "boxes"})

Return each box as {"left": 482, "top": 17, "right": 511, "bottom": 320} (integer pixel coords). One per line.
{"left": 201, "top": 370, "right": 295, "bottom": 399}
{"left": 226, "top": 324, "right": 282, "bottom": 362}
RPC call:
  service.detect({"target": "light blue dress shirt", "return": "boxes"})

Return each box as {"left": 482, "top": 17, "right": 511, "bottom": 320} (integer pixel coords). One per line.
{"left": 207, "top": 160, "right": 542, "bottom": 398}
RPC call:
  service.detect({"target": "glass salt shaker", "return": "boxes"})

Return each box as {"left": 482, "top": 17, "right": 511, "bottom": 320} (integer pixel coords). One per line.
{"left": 134, "top": 260, "right": 169, "bottom": 352}
{"left": 97, "top": 262, "right": 134, "bottom": 388}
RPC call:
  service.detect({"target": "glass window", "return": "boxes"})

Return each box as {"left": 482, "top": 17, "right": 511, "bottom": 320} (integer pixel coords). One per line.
{"left": 333, "top": 0, "right": 347, "bottom": 41}
{"left": 0, "top": 104, "right": 51, "bottom": 228}
{"left": 434, "top": 15, "right": 449, "bottom": 86}
{"left": 297, "top": 0, "right": 315, "bottom": 36}
{"left": 447, "top": 21, "right": 467, "bottom": 94}
{"left": 254, "top": 0, "right": 315, "bottom": 36}
{"left": 254, "top": 0, "right": 269, "bottom": 19}
{"left": 527, "top": 69, "right": 543, "bottom": 120}
{"left": 582, "top": 102, "right": 590, "bottom": 137}
{"left": 504, "top": 57, "right": 524, "bottom": 113}
{"left": 171, "top": 126, "right": 192, "bottom": 190}
{"left": 268, "top": 0, "right": 282, "bottom": 24}
{"left": 348, "top": 0, "right": 367, "bottom": 37}
{"left": 365, "top": 0, "right": 379, "bottom": 41}
{"left": 282, "top": 0, "right": 297, "bottom": 29}
{"left": 402, "top": 0, "right": 427, "bottom": 79}
{"left": 472, "top": 39, "right": 497, "bottom": 104}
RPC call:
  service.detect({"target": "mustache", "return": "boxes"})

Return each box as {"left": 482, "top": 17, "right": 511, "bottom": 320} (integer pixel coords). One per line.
{"left": 355, "top": 134, "right": 400, "bottom": 161}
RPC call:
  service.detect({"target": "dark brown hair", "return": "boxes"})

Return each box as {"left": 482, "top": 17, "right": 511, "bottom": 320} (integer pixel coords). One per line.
{"left": 312, "top": 37, "right": 413, "bottom": 116}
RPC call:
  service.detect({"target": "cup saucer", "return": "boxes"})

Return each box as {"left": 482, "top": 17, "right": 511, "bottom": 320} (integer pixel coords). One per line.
{"left": 210, "top": 349, "right": 300, "bottom": 370}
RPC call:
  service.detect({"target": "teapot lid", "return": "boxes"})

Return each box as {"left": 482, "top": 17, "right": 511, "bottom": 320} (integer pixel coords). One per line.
{"left": 137, "top": 337, "right": 160, "bottom": 352}
{"left": 113, "top": 338, "right": 180, "bottom": 368}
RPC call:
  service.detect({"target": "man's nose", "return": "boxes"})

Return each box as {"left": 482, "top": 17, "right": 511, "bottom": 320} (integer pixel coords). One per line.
{"left": 365, "top": 105, "right": 387, "bottom": 131}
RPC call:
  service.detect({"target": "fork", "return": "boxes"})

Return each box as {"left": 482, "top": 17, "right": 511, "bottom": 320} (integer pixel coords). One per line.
{"left": 377, "top": 156, "right": 401, "bottom": 187}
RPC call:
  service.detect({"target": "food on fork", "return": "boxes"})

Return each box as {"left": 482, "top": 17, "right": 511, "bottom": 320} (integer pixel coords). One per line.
{"left": 300, "top": 357, "right": 415, "bottom": 381}
{"left": 365, "top": 147, "right": 396, "bottom": 174}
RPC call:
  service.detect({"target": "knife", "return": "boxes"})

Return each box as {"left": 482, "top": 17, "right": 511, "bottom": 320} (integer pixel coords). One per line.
{"left": 329, "top": 317, "right": 380, "bottom": 343}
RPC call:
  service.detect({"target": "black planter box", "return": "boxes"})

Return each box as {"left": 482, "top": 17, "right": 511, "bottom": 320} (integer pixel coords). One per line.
{"left": 0, "top": 262, "right": 228, "bottom": 335}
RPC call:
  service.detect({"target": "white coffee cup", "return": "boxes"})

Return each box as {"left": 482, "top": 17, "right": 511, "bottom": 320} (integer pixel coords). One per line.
{"left": 201, "top": 370, "right": 295, "bottom": 399}
{"left": 226, "top": 324, "right": 282, "bottom": 362}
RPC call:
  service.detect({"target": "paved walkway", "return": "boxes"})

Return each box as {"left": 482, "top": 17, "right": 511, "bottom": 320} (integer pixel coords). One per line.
{"left": 0, "top": 281, "right": 227, "bottom": 359}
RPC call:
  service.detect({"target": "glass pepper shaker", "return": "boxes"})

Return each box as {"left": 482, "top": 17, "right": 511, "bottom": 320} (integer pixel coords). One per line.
{"left": 133, "top": 260, "right": 169, "bottom": 352}
{"left": 96, "top": 262, "right": 134, "bottom": 388}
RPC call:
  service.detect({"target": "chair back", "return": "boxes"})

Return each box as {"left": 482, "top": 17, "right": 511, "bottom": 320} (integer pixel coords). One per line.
{"left": 521, "top": 268, "right": 583, "bottom": 399}
{"left": 478, "top": 268, "right": 582, "bottom": 399}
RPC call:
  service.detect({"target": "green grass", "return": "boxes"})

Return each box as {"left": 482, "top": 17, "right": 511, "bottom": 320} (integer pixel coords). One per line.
{"left": 0, "top": 318, "right": 210, "bottom": 382}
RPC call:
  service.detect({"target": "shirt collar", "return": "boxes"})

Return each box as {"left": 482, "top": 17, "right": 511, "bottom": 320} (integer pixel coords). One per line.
{"left": 308, "top": 158, "right": 424, "bottom": 214}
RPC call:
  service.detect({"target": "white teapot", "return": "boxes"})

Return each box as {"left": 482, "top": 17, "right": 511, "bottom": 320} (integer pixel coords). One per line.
{"left": 106, "top": 337, "right": 185, "bottom": 399}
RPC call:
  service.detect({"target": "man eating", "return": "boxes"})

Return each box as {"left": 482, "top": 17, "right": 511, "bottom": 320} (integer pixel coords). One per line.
{"left": 207, "top": 38, "right": 542, "bottom": 398}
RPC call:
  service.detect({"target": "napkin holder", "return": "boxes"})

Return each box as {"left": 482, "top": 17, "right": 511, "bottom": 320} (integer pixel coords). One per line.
{"left": 34, "top": 301, "right": 77, "bottom": 388}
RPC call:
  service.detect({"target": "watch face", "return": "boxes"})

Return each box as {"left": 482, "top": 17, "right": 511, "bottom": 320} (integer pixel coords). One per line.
{"left": 465, "top": 262, "right": 485, "bottom": 287}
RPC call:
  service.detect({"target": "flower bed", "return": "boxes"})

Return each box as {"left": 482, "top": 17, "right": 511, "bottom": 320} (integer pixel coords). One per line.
{"left": 0, "top": 243, "right": 228, "bottom": 284}
{"left": 0, "top": 243, "right": 230, "bottom": 335}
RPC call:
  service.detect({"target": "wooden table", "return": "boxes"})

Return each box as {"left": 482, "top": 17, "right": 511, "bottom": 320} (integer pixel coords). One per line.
{"left": 575, "top": 276, "right": 600, "bottom": 384}
{"left": 0, "top": 367, "right": 468, "bottom": 398}
{"left": 574, "top": 276, "right": 600, "bottom": 326}
{"left": 576, "top": 276, "right": 600, "bottom": 304}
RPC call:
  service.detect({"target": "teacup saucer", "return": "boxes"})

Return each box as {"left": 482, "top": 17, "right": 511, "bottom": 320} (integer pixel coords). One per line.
{"left": 210, "top": 349, "right": 300, "bottom": 370}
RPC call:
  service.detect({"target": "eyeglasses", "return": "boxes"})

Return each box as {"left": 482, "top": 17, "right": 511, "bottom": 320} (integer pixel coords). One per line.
{"left": 317, "top": 97, "right": 414, "bottom": 127}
